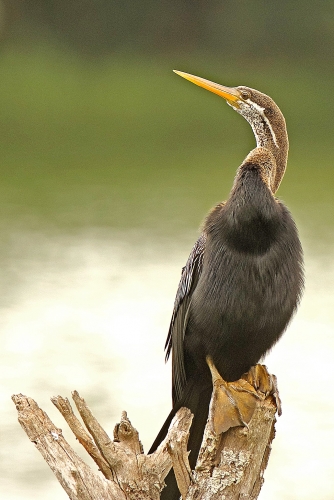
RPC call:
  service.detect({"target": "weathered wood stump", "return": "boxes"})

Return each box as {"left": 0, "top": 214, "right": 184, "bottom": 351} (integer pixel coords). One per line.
{"left": 12, "top": 365, "right": 278, "bottom": 499}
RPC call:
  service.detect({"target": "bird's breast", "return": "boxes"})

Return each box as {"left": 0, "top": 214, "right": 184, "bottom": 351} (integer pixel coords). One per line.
{"left": 184, "top": 232, "right": 301, "bottom": 381}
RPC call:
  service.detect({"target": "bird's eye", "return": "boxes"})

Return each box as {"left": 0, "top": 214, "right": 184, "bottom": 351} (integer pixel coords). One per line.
{"left": 241, "top": 90, "right": 250, "bottom": 100}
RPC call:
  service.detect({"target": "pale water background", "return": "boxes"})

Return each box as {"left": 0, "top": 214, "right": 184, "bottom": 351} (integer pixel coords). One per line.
{"left": 1, "top": 227, "right": 334, "bottom": 499}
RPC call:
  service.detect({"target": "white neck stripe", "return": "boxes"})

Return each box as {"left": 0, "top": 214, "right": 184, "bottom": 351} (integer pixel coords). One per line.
{"left": 249, "top": 100, "right": 279, "bottom": 148}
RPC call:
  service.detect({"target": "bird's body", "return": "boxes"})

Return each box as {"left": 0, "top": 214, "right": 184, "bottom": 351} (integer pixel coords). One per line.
{"left": 149, "top": 72, "right": 304, "bottom": 499}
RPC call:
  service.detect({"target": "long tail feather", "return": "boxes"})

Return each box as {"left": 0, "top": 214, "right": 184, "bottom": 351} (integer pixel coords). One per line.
{"left": 149, "top": 380, "right": 211, "bottom": 500}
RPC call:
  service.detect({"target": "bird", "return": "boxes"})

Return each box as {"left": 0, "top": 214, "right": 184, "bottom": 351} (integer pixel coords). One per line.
{"left": 149, "top": 71, "right": 304, "bottom": 499}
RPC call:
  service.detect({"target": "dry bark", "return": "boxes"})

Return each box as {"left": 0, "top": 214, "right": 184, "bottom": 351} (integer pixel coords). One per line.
{"left": 182, "top": 396, "right": 276, "bottom": 499}
{"left": 12, "top": 365, "right": 278, "bottom": 500}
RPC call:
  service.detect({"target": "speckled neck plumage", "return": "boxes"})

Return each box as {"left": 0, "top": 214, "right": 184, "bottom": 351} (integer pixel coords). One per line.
{"left": 251, "top": 114, "right": 288, "bottom": 194}
{"left": 237, "top": 91, "right": 289, "bottom": 194}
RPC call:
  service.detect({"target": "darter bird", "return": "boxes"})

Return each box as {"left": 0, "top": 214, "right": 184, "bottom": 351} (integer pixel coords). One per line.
{"left": 149, "top": 71, "right": 304, "bottom": 499}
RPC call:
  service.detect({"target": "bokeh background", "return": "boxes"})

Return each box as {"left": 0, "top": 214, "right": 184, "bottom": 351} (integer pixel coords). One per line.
{"left": 1, "top": 2, "right": 334, "bottom": 499}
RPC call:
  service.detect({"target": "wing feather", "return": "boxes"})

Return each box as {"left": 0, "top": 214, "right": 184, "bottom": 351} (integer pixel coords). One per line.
{"left": 165, "top": 233, "right": 206, "bottom": 403}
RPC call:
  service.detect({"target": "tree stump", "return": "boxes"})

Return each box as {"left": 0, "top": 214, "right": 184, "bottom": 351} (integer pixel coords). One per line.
{"left": 12, "top": 365, "right": 278, "bottom": 499}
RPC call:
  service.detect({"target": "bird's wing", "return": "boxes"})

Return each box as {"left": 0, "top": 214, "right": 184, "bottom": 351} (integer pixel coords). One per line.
{"left": 165, "top": 233, "right": 206, "bottom": 403}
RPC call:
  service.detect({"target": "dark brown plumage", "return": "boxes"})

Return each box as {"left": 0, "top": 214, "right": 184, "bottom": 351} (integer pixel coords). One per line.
{"left": 149, "top": 72, "right": 304, "bottom": 500}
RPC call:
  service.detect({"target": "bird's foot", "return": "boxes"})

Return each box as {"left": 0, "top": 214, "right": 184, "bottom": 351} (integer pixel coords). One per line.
{"left": 206, "top": 359, "right": 281, "bottom": 435}
{"left": 242, "top": 364, "right": 282, "bottom": 416}
{"left": 206, "top": 356, "right": 259, "bottom": 434}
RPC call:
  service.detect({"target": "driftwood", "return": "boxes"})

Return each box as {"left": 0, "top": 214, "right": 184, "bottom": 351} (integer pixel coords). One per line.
{"left": 12, "top": 364, "right": 279, "bottom": 499}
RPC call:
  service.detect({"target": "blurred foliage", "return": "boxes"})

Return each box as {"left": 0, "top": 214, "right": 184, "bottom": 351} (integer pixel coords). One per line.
{"left": 2, "top": 0, "right": 334, "bottom": 60}
{"left": 0, "top": 1, "right": 333, "bottom": 252}
{"left": 0, "top": 48, "right": 333, "bottom": 236}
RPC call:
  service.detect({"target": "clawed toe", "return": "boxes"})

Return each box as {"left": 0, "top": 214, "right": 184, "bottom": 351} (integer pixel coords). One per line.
{"left": 206, "top": 357, "right": 259, "bottom": 434}
{"left": 206, "top": 358, "right": 282, "bottom": 435}
{"left": 243, "top": 364, "right": 282, "bottom": 416}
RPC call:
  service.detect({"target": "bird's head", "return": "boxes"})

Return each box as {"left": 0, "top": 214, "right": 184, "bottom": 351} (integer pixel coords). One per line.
{"left": 173, "top": 71, "right": 288, "bottom": 193}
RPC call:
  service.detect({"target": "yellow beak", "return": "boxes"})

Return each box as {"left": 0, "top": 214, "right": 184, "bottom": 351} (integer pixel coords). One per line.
{"left": 173, "top": 70, "right": 242, "bottom": 106}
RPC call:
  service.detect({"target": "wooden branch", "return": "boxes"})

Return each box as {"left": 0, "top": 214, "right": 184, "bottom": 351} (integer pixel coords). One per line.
{"left": 12, "top": 392, "right": 192, "bottom": 500}
{"left": 12, "top": 364, "right": 279, "bottom": 499}
{"left": 185, "top": 397, "right": 276, "bottom": 499}
{"left": 169, "top": 364, "right": 278, "bottom": 500}
{"left": 51, "top": 394, "right": 113, "bottom": 481}
{"left": 11, "top": 394, "right": 121, "bottom": 500}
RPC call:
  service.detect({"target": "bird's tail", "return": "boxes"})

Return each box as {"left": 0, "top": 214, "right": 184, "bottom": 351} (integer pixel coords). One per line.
{"left": 148, "top": 380, "right": 212, "bottom": 500}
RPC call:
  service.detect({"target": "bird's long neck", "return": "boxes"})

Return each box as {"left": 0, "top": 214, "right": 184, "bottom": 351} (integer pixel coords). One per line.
{"left": 217, "top": 148, "right": 280, "bottom": 254}
{"left": 229, "top": 148, "right": 277, "bottom": 216}
{"left": 205, "top": 148, "right": 280, "bottom": 255}
{"left": 250, "top": 113, "right": 288, "bottom": 194}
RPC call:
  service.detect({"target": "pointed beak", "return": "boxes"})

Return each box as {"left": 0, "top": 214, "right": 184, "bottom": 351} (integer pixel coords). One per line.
{"left": 173, "top": 70, "right": 243, "bottom": 107}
